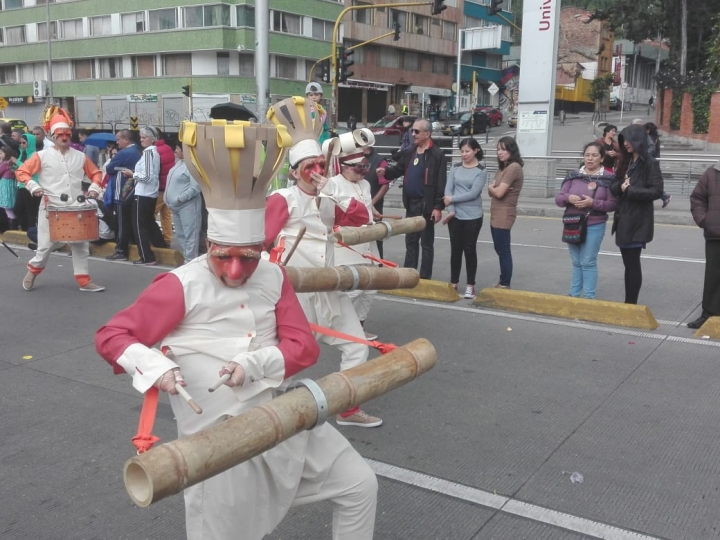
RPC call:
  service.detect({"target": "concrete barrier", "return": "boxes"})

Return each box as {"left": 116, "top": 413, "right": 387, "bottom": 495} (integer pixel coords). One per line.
{"left": 695, "top": 317, "right": 720, "bottom": 340}
{"left": 473, "top": 288, "right": 659, "bottom": 330}
{"left": 1, "top": 230, "right": 184, "bottom": 267}
{"left": 382, "top": 279, "right": 460, "bottom": 303}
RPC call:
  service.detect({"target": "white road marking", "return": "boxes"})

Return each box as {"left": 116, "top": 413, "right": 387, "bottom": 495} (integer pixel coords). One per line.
{"left": 368, "top": 459, "right": 662, "bottom": 540}
{"left": 378, "top": 296, "right": 720, "bottom": 349}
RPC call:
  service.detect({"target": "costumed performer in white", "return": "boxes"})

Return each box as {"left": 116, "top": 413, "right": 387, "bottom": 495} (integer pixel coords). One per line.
{"left": 266, "top": 97, "right": 383, "bottom": 428}
{"left": 95, "top": 120, "right": 377, "bottom": 540}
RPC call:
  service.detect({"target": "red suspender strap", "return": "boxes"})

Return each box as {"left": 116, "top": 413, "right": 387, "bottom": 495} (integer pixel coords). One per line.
{"left": 309, "top": 323, "right": 397, "bottom": 355}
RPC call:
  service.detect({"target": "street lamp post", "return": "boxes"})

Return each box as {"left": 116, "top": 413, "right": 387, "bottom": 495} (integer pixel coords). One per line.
{"left": 255, "top": 0, "right": 270, "bottom": 122}
{"left": 46, "top": 1, "right": 54, "bottom": 103}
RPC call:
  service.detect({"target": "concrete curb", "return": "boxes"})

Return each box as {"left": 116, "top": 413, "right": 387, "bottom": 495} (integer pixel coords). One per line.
{"left": 695, "top": 317, "right": 720, "bottom": 340}
{"left": 2, "top": 230, "right": 184, "bottom": 267}
{"left": 381, "top": 279, "right": 460, "bottom": 303}
{"left": 473, "top": 288, "right": 659, "bottom": 330}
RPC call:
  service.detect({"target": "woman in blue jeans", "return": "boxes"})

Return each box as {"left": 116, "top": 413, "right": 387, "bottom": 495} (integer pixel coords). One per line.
{"left": 555, "top": 141, "right": 617, "bottom": 299}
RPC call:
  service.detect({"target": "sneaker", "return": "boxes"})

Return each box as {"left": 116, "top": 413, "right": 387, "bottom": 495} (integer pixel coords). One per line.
{"left": 27, "top": 242, "right": 38, "bottom": 251}
{"left": 687, "top": 315, "right": 709, "bottom": 329}
{"left": 336, "top": 410, "right": 383, "bottom": 428}
{"left": 79, "top": 282, "right": 106, "bottom": 292}
{"left": 495, "top": 283, "right": 511, "bottom": 289}
{"left": 464, "top": 285, "right": 476, "bottom": 299}
{"left": 133, "top": 259, "right": 158, "bottom": 266}
{"left": 662, "top": 195, "right": 672, "bottom": 209}
{"left": 106, "top": 252, "right": 128, "bottom": 261}
{"left": 364, "top": 330, "right": 378, "bottom": 341}
{"left": 22, "top": 270, "right": 36, "bottom": 291}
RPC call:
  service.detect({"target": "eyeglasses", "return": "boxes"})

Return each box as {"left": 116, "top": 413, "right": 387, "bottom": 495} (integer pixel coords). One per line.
{"left": 411, "top": 129, "right": 426, "bottom": 134}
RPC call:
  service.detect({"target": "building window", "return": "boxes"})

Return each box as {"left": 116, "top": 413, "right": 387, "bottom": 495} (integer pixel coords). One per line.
{"left": 37, "top": 22, "right": 57, "bottom": 41}
{"left": 0, "top": 66, "right": 17, "bottom": 84}
{"left": 443, "top": 21, "right": 457, "bottom": 41}
{"left": 163, "top": 54, "right": 191, "bottom": 76}
{"left": 432, "top": 56, "right": 448, "bottom": 74}
{"left": 99, "top": 58, "right": 122, "bottom": 78}
{"left": 411, "top": 14, "right": 429, "bottom": 35}
{"left": 122, "top": 12, "right": 145, "bottom": 34}
{"left": 377, "top": 48, "right": 399, "bottom": 69}
{"left": 149, "top": 9, "right": 177, "bottom": 31}
{"left": 35, "top": 0, "right": 59, "bottom": 4}
{"left": 132, "top": 55, "right": 155, "bottom": 77}
{"left": 272, "top": 12, "right": 302, "bottom": 35}
{"left": 353, "top": 1, "right": 373, "bottom": 24}
{"left": 217, "top": 52, "right": 230, "bottom": 76}
{"left": 388, "top": 10, "right": 408, "bottom": 32}
{"left": 305, "top": 60, "right": 315, "bottom": 82}
{"left": 90, "top": 16, "right": 111, "bottom": 37}
{"left": 4, "top": 0, "right": 23, "bottom": 8}
{"left": 5, "top": 26, "right": 26, "bottom": 45}
{"left": 402, "top": 51, "right": 420, "bottom": 71}
{"left": 239, "top": 54, "right": 254, "bottom": 77}
{"left": 486, "top": 53, "right": 501, "bottom": 69}
{"left": 354, "top": 46, "right": 366, "bottom": 65}
{"left": 18, "top": 63, "right": 46, "bottom": 83}
{"left": 73, "top": 59, "right": 94, "bottom": 79}
{"left": 312, "top": 19, "right": 333, "bottom": 41}
{"left": 237, "top": 5, "right": 255, "bottom": 28}
{"left": 60, "top": 19, "right": 83, "bottom": 40}
{"left": 52, "top": 60, "right": 72, "bottom": 81}
{"left": 276, "top": 56, "right": 297, "bottom": 79}
{"left": 185, "top": 4, "right": 230, "bottom": 27}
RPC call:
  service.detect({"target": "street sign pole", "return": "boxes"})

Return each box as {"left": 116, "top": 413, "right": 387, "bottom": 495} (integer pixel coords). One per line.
{"left": 620, "top": 82, "right": 628, "bottom": 124}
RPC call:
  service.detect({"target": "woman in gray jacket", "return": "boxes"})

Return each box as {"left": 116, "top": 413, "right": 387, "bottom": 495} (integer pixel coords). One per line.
{"left": 164, "top": 143, "right": 202, "bottom": 264}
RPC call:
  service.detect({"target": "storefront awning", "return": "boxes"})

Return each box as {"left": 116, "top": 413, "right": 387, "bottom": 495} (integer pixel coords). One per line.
{"left": 340, "top": 79, "right": 392, "bottom": 91}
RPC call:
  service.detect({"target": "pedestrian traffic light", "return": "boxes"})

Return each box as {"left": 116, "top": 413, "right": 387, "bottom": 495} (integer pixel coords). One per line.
{"left": 393, "top": 20, "right": 401, "bottom": 41}
{"left": 182, "top": 84, "right": 191, "bottom": 97}
{"left": 488, "top": 0, "right": 503, "bottom": 16}
{"left": 337, "top": 47, "right": 354, "bottom": 84}
{"left": 130, "top": 116, "right": 139, "bottom": 130}
{"left": 431, "top": 0, "right": 447, "bottom": 15}
{"left": 317, "top": 59, "right": 331, "bottom": 84}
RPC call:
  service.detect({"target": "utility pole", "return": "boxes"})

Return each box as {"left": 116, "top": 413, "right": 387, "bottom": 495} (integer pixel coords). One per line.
{"left": 255, "top": 0, "right": 269, "bottom": 122}
{"left": 46, "top": 1, "right": 54, "bottom": 103}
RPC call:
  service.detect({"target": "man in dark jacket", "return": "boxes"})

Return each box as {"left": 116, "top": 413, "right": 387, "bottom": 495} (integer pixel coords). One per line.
{"left": 377, "top": 119, "right": 446, "bottom": 279}
{"left": 105, "top": 130, "right": 142, "bottom": 261}
{"left": 0, "top": 123, "right": 19, "bottom": 153}
{"left": 610, "top": 123, "right": 663, "bottom": 304}
{"left": 688, "top": 161, "right": 720, "bottom": 328}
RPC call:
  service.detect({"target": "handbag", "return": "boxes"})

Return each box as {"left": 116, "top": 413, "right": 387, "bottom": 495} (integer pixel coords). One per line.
{"left": 119, "top": 173, "right": 135, "bottom": 202}
{"left": 562, "top": 211, "right": 589, "bottom": 244}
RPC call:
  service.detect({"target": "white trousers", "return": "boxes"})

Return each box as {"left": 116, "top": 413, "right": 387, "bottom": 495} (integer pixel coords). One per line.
{"left": 170, "top": 197, "right": 202, "bottom": 263}
{"left": 346, "top": 288, "right": 377, "bottom": 323}
{"left": 28, "top": 204, "right": 90, "bottom": 277}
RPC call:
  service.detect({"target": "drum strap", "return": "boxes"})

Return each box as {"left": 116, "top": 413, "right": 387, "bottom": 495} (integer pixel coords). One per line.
{"left": 309, "top": 323, "right": 397, "bottom": 355}
{"left": 132, "top": 387, "right": 161, "bottom": 454}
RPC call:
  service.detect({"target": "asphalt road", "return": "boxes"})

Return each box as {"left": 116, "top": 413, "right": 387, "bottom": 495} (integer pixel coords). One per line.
{"left": 2, "top": 209, "right": 717, "bottom": 539}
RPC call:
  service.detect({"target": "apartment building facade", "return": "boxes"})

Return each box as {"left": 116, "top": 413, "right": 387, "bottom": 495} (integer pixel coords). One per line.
{"left": 0, "top": 0, "right": 342, "bottom": 131}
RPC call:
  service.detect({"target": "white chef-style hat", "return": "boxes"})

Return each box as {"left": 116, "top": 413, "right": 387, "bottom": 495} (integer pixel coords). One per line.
{"left": 267, "top": 97, "right": 325, "bottom": 168}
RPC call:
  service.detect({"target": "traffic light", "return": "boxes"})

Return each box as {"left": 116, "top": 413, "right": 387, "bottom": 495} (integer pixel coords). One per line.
{"left": 181, "top": 84, "right": 191, "bottom": 97}
{"left": 393, "top": 20, "right": 401, "bottom": 41}
{"left": 337, "top": 46, "right": 354, "bottom": 83}
{"left": 488, "top": 0, "right": 503, "bottom": 16}
{"left": 431, "top": 0, "right": 447, "bottom": 15}
{"left": 317, "top": 59, "right": 331, "bottom": 84}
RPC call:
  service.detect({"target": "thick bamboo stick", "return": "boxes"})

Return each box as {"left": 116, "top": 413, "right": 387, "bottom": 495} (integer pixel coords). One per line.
{"left": 285, "top": 266, "right": 419, "bottom": 292}
{"left": 333, "top": 216, "right": 426, "bottom": 246}
{"left": 124, "top": 338, "right": 436, "bottom": 507}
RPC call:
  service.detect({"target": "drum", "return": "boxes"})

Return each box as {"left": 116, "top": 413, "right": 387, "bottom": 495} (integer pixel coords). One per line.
{"left": 47, "top": 205, "right": 99, "bottom": 243}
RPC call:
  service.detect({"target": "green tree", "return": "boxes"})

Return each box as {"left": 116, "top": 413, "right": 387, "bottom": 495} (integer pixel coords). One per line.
{"left": 588, "top": 73, "right": 615, "bottom": 112}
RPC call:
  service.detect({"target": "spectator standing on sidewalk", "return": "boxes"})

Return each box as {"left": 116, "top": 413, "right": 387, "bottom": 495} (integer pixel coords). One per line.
{"left": 377, "top": 119, "right": 446, "bottom": 279}
{"left": 688, "top": 161, "right": 720, "bottom": 328}
{"left": 488, "top": 136, "right": 524, "bottom": 289}
{"left": 164, "top": 143, "right": 202, "bottom": 264}
{"left": 442, "top": 137, "right": 486, "bottom": 299}
{"left": 595, "top": 124, "right": 619, "bottom": 173}
{"left": 610, "top": 124, "right": 663, "bottom": 305}
{"left": 78, "top": 129, "right": 100, "bottom": 167}
{"left": 644, "top": 122, "right": 671, "bottom": 208}
{"left": 31, "top": 126, "right": 53, "bottom": 150}
{"left": 155, "top": 134, "right": 175, "bottom": 246}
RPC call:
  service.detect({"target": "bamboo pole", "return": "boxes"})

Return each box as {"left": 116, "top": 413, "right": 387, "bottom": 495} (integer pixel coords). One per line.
{"left": 334, "top": 216, "right": 426, "bottom": 246}
{"left": 285, "top": 266, "right": 419, "bottom": 292}
{"left": 123, "top": 338, "right": 436, "bottom": 507}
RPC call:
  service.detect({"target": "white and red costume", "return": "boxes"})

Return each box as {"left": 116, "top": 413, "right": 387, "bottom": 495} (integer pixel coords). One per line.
{"left": 265, "top": 178, "right": 370, "bottom": 370}
{"left": 96, "top": 257, "right": 377, "bottom": 539}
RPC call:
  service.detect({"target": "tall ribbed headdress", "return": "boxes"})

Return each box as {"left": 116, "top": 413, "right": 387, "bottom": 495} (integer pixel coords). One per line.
{"left": 180, "top": 119, "right": 292, "bottom": 246}
{"left": 267, "top": 97, "right": 324, "bottom": 167}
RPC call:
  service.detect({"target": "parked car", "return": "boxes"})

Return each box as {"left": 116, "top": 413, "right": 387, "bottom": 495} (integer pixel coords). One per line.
{"left": 474, "top": 106, "right": 503, "bottom": 126}
{"left": 440, "top": 111, "right": 490, "bottom": 136}
{"left": 368, "top": 115, "right": 413, "bottom": 137}
{"left": 508, "top": 113, "right": 518, "bottom": 128}
{"left": 609, "top": 96, "right": 622, "bottom": 111}
{"left": 0, "top": 118, "right": 29, "bottom": 132}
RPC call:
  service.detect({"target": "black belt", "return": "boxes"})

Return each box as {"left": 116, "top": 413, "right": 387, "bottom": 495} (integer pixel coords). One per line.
{"left": 408, "top": 197, "right": 424, "bottom": 202}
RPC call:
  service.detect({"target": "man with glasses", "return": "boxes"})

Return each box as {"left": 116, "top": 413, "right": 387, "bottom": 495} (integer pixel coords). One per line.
{"left": 377, "top": 119, "right": 447, "bottom": 279}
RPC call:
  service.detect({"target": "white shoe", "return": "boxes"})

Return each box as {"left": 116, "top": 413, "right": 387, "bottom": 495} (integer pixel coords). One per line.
{"left": 464, "top": 285, "right": 476, "bottom": 299}
{"left": 79, "top": 282, "right": 105, "bottom": 292}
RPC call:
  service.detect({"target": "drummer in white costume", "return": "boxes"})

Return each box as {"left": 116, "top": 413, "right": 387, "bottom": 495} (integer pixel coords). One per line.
{"left": 95, "top": 120, "right": 377, "bottom": 540}
{"left": 16, "top": 109, "right": 105, "bottom": 292}
{"left": 266, "top": 98, "right": 382, "bottom": 428}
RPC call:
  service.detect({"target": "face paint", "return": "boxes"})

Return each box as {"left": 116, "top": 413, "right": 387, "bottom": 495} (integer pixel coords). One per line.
{"left": 298, "top": 157, "right": 326, "bottom": 183}
{"left": 207, "top": 243, "right": 262, "bottom": 287}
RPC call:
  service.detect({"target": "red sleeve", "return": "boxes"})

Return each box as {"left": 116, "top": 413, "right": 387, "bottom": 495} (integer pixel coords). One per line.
{"left": 334, "top": 198, "right": 370, "bottom": 227}
{"left": 95, "top": 273, "right": 186, "bottom": 374}
{"left": 264, "top": 193, "right": 290, "bottom": 250}
{"left": 275, "top": 266, "right": 320, "bottom": 377}
{"left": 378, "top": 160, "right": 390, "bottom": 184}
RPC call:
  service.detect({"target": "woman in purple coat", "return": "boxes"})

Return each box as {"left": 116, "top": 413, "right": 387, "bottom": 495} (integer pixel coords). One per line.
{"left": 555, "top": 141, "right": 617, "bottom": 299}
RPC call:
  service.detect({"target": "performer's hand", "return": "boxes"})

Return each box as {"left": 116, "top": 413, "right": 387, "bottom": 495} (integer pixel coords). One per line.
{"left": 154, "top": 368, "right": 185, "bottom": 395}
{"left": 310, "top": 172, "right": 328, "bottom": 192}
{"left": 219, "top": 362, "right": 245, "bottom": 388}
{"left": 86, "top": 191, "right": 99, "bottom": 200}
{"left": 31, "top": 188, "right": 44, "bottom": 197}
{"left": 372, "top": 207, "right": 382, "bottom": 221}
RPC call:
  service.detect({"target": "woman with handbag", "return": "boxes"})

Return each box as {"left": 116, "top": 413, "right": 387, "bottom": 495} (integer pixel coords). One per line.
{"left": 555, "top": 142, "right": 617, "bottom": 299}
{"left": 610, "top": 124, "right": 664, "bottom": 305}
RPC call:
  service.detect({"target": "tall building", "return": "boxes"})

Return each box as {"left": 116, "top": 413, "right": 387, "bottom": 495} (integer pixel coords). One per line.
{"left": 0, "top": 0, "right": 343, "bottom": 132}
